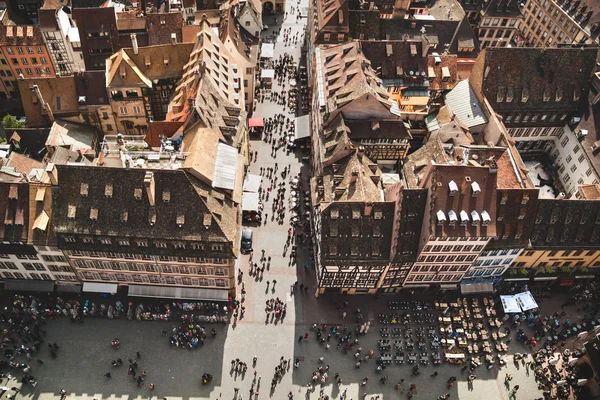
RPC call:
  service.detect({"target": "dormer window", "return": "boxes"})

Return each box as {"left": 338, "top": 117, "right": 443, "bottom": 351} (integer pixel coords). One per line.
{"left": 448, "top": 180, "right": 458, "bottom": 196}
{"left": 481, "top": 210, "right": 491, "bottom": 226}
{"left": 521, "top": 86, "right": 529, "bottom": 103}
{"left": 471, "top": 210, "right": 480, "bottom": 226}
{"left": 555, "top": 87, "right": 563, "bottom": 101}
{"left": 506, "top": 86, "right": 514, "bottom": 102}
{"left": 497, "top": 86, "right": 505, "bottom": 102}
{"left": 89, "top": 208, "right": 98, "bottom": 221}
{"left": 162, "top": 190, "right": 171, "bottom": 202}
{"left": 448, "top": 210, "right": 458, "bottom": 226}
{"left": 460, "top": 210, "right": 469, "bottom": 226}
{"left": 80, "top": 183, "right": 89, "bottom": 196}
{"left": 105, "top": 184, "right": 113, "bottom": 198}
{"left": 471, "top": 182, "right": 480, "bottom": 197}
{"left": 436, "top": 210, "right": 446, "bottom": 225}
{"left": 543, "top": 86, "right": 551, "bottom": 102}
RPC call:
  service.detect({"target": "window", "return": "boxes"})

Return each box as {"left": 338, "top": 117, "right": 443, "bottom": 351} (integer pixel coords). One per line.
{"left": 119, "top": 106, "right": 128, "bottom": 114}
{"left": 133, "top": 106, "right": 141, "bottom": 114}
{"left": 561, "top": 136, "right": 569, "bottom": 147}
{"left": 324, "top": 33, "right": 331, "bottom": 41}
{"left": 570, "top": 164, "right": 577, "bottom": 173}
{"left": 11, "top": 58, "right": 18, "bottom": 65}
{"left": 6, "top": 48, "right": 13, "bottom": 55}
{"left": 25, "top": 68, "right": 32, "bottom": 75}
{"left": 37, "top": 47, "right": 43, "bottom": 54}
{"left": 578, "top": 154, "right": 586, "bottom": 164}
{"left": 21, "top": 58, "right": 28, "bottom": 65}
{"left": 35, "top": 68, "right": 41, "bottom": 75}
{"left": 40, "top": 57, "right": 47, "bottom": 64}
{"left": 566, "top": 155, "right": 572, "bottom": 163}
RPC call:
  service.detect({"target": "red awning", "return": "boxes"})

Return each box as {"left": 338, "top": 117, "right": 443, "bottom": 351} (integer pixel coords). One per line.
{"left": 248, "top": 118, "right": 264, "bottom": 128}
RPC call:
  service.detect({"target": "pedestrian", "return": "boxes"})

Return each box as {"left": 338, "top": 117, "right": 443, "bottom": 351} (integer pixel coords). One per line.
{"left": 342, "top": 311, "right": 347, "bottom": 319}
{"left": 104, "top": 372, "right": 111, "bottom": 378}
{"left": 136, "top": 351, "right": 141, "bottom": 359}
{"left": 431, "top": 371, "right": 438, "bottom": 377}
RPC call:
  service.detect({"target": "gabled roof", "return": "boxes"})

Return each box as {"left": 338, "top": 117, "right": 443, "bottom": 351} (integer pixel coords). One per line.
{"left": 444, "top": 79, "right": 487, "bottom": 128}
{"left": 106, "top": 43, "right": 194, "bottom": 88}
{"left": 314, "top": 0, "right": 349, "bottom": 35}
{"left": 317, "top": 42, "right": 396, "bottom": 120}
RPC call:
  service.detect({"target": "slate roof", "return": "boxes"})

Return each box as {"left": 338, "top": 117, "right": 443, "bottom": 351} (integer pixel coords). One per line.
{"left": 52, "top": 165, "right": 239, "bottom": 249}
{"left": 470, "top": 47, "right": 598, "bottom": 115}
{"left": 146, "top": 12, "right": 184, "bottom": 45}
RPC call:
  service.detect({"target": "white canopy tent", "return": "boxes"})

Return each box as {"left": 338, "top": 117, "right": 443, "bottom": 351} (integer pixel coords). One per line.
{"left": 243, "top": 173, "right": 262, "bottom": 193}
{"left": 261, "top": 69, "right": 275, "bottom": 79}
{"left": 500, "top": 295, "right": 521, "bottom": 313}
{"left": 242, "top": 192, "right": 260, "bottom": 212}
{"left": 514, "top": 291, "right": 539, "bottom": 311}
{"left": 261, "top": 43, "right": 275, "bottom": 59}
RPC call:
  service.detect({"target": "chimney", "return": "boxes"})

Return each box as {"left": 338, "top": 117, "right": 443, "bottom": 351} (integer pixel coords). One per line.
{"left": 357, "top": 145, "right": 365, "bottom": 159}
{"left": 351, "top": 169, "right": 359, "bottom": 183}
{"left": 46, "top": 163, "right": 58, "bottom": 185}
{"left": 171, "top": 32, "right": 177, "bottom": 45}
{"left": 144, "top": 171, "right": 155, "bottom": 206}
{"left": 489, "top": 160, "right": 498, "bottom": 174}
{"left": 32, "top": 84, "right": 55, "bottom": 123}
{"left": 131, "top": 33, "right": 139, "bottom": 54}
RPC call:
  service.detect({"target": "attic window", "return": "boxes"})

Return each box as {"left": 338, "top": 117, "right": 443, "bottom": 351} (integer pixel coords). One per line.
{"left": 506, "top": 86, "right": 514, "bottom": 102}
{"left": 497, "top": 86, "right": 505, "bottom": 103}
{"left": 134, "top": 188, "right": 143, "bottom": 199}
{"left": 573, "top": 87, "right": 581, "bottom": 102}
{"left": 80, "top": 183, "right": 89, "bottom": 196}
{"left": 162, "top": 190, "right": 171, "bottom": 202}
{"left": 352, "top": 208, "right": 361, "bottom": 219}
{"left": 448, "top": 180, "right": 458, "bottom": 196}
{"left": 160, "top": 18, "right": 166, "bottom": 24}
{"left": 176, "top": 213, "right": 185, "bottom": 226}
{"left": 90, "top": 208, "right": 98, "bottom": 221}
{"left": 543, "top": 86, "right": 551, "bottom": 102}
{"left": 471, "top": 181, "right": 481, "bottom": 197}
{"left": 330, "top": 208, "right": 339, "bottom": 219}
{"left": 448, "top": 210, "right": 458, "bottom": 226}
{"left": 203, "top": 213, "right": 212, "bottom": 226}
{"left": 121, "top": 209, "right": 128, "bottom": 222}
{"left": 144, "top": 55, "right": 151, "bottom": 68}
{"left": 68, "top": 204, "right": 76, "bottom": 219}
{"left": 119, "top": 65, "right": 126, "bottom": 79}
{"left": 436, "top": 210, "right": 446, "bottom": 225}
{"left": 105, "top": 184, "right": 113, "bottom": 198}
{"left": 521, "top": 86, "right": 529, "bottom": 103}
{"left": 163, "top": 55, "right": 170, "bottom": 66}
{"left": 555, "top": 87, "right": 563, "bottom": 102}
{"left": 149, "top": 209, "right": 157, "bottom": 225}
{"left": 8, "top": 184, "right": 18, "bottom": 199}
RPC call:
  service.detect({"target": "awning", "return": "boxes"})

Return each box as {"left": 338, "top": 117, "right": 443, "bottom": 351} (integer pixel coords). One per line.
{"left": 242, "top": 192, "right": 260, "bottom": 211}
{"left": 56, "top": 283, "right": 82, "bottom": 293}
{"left": 243, "top": 173, "right": 262, "bottom": 193}
{"left": 500, "top": 295, "right": 521, "bottom": 313}
{"left": 440, "top": 284, "right": 458, "bottom": 290}
{"left": 261, "top": 69, "right": 275, "bottom": 79}
{"left": 82, "top": 282, "right": 118, "bottom": 293}
{"left": 460, "top": 282, "right": 494, "bottom": 294}
{"left": 5, "top": 279, "right": 55, "bottom": 292}
{"left": 128, "top": 284, "right": 228, "bottom": 301}
{"left": 248, "top": 118, "right": 264, "bottom": 128}
{"left": 445, "top": 353, "right": 466, "bottom": 359}
{"left": 261, "top": 43, "right": 274, "bottom": 58}
{"left": 295, "top": 115, "right": 310, "bottom": 140}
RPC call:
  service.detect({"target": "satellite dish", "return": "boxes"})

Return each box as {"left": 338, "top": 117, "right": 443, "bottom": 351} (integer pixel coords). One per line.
{"left": 409, "top": 70, "right": 414, "bottom": 76}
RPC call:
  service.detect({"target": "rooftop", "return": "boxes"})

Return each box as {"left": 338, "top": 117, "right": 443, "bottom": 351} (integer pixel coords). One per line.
{"left": 46, "top": 120, "right": 97, "bottom": 152}
{"left": 471, "top": 47, "right": 598, "bottom": 114}
{"left": 0, "top": 26, "right": 44, "bottom": 46}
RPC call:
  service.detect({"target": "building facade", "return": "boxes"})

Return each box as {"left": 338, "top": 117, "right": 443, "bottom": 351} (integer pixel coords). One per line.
{"left": 0, "top": 26, "right": 56, "bottom": 80}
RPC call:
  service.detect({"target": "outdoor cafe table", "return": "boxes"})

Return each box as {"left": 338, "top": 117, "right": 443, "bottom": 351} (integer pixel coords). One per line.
{"left": 450, "top": 303, "right": 459, "bottom": 308}
{"left": 408, "top": 355, "right": 417, "bottom": 362}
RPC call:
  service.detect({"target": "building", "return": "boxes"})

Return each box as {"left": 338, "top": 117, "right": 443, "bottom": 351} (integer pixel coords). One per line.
{"left": 50, "top": 131, "right": 242, "bottom": 298}
{"left": 519, "top": 0, "right": 600, "bottom": 47}
{"left": 469, "top": 47, "right": 598, "bottom": 128}
{"left": 310, "top": 42, "right": 408, "bottom": 176}
{"left": 8, "top": 0, "right": 43, "bottom": 24}
{"left": 0, "top": 26, "right": 56, "bottom": 80}
{"left": 106, "top": 40, "right": 194, "bottom": 133}
{"left": 476, "top": 0, "right": 523, "bottom": 48}
{"left": 75, "top": 71, "right": 117, "bottom": 135}
{"left": 219, "top": 3, "right": 260, "bottom": 114}
{"left": 72, "top": 6, "right": 120, "bottom": 71}
{"left": 401, "top": 139, "right": 530, "bottom": 290}
{"left": 0, "top": 45, "right": 16, "bottom": 99}
{"left": 38, "top": 2, "right": 85, "bottom": 76}
{"left": 0, "top": 147, "right": 78, "bottom": 291}
{"left": 310, "top": 146, "right": 396, "bottom": 294}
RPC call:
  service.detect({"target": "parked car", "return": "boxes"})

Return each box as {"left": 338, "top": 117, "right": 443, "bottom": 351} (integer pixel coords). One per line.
{"left": 241, "top": 228, "right": 253, "bottom": 253}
